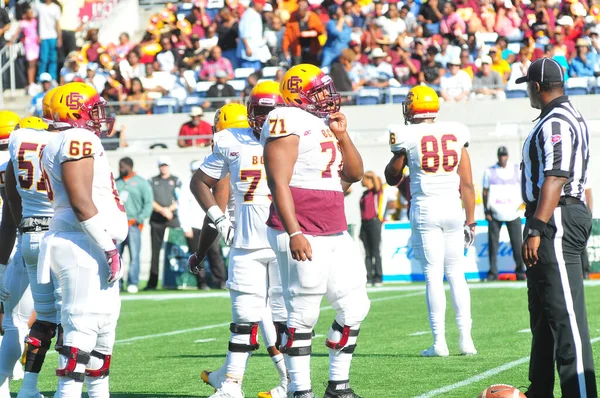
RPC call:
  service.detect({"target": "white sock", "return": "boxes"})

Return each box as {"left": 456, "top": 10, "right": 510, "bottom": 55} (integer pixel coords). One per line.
{"left": 85, "top": 376, "right": 109, "bottom": 398}
{"left": 0, "top": 375, "right": 10, "bottom": 398}
{"left": 225, "top": 332, "right": 252, "bottom": 382}
{"left": 446, "top": 272, "right": 473, "bottom": 341}
{"left": 425, "top": 278, "right": 446, "bottom": 346}
{"left": 57, "top": 354, "right": 85, "bottom": 398}
{"left": 85, "top": 354, "right": 109, "bottom": 398}
{"left": 271, "top": 353, "right": 287, "bottom": 383}
{"left": 20, "top": 372, "right": 39, "bottom": 392}
{"left": 327, "top": 324, "right": 359, "bottom": 382}
{"left": 281, "top": 329, "right": 312, "bottom": 392}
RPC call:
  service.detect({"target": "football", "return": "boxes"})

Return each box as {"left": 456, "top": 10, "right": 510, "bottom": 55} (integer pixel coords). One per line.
{"left": 478, "top": 384, "right": 527, "bottom": 398}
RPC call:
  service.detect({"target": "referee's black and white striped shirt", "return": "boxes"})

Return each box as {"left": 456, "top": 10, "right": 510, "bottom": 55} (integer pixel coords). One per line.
{"left": 521, "top": 96, "right": 590, "bottom": 205}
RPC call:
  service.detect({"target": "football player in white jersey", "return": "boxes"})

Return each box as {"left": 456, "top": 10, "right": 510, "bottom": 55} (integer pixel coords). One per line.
{"left": 192, "top": 102, "right": 289, "bottom": 398}
{"left": 384, "top": 85, "right": 477, "bottom": 357}
{"left": 39, "top": 82, "right": 128, "bottom": 397}
{"left": 6, "top": 113, "right": 60, "bottom": 398}
{"left": 0, "top": 111, "right": 35, "bottom": 397}
{"left": 191, "top": 84, "right": 289, "bottom": 398}
{"left": 261, "top": 64, "right": 369, "bottom": 398}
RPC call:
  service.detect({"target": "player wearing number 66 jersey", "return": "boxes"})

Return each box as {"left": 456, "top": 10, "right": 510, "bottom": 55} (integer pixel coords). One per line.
{"left": 261, "top": 64, "right": 369, "bottom": 398}
{"left": 192, "top": 83, "right": 288, "bottom": 398}
{"left": 39, "top": 82, "right": 128, "bottom": 398}
{"left": 384, "top": 85, "right": 477, "bottom": 358}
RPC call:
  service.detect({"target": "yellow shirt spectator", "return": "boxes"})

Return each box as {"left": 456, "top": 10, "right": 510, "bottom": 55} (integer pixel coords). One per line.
{"left": 490, "top": 48, "right": 511, "bottom": 83}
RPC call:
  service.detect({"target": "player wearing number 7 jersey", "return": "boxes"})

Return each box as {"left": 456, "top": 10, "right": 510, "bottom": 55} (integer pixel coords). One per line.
{"left": 192, "top": 82, "right": 288, "bottom": 398}
{"left": 39, "top": 82, "right": 128, "bottom": 397}
{"left": 261, "top": 64, "right": 369, "bottom": 398}
{"left": 384, "top": 85, "right": 477, "bottom": 357}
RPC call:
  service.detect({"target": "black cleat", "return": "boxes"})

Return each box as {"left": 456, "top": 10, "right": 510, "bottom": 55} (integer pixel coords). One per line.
{"left": 323, "top": 381, "right": 361, "bottom": 398}
{"left": 293, "top": 390, "right": 315, "bottom": 398}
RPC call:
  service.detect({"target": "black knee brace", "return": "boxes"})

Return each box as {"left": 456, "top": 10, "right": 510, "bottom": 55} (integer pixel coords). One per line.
{"left": 56, "top": 346, "right": 91, "bottom": 382}
{"left": 228, "top": 323, "right": 260, "bottom": 352}
{"left": 281, "top": 328, "right": 313, "bottom": 356}
{"left": 85, "top": 351, "right": 111, "bottom": 378}
{"left": 325, "top": 321, "right": 359, "bottom": 354}
{"left": 273, "top": 322, "right": 287, "bottom": 351}
{"left": 23, "top": 321, "right": 57, "bottom": 373}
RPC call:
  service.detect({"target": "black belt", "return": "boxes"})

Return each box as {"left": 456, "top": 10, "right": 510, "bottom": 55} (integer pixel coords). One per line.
{"left": 525, "top": 196, "right": 582, "bottom": 218}
{"left": 19, "top": 217, "right": 51, "bottom": 234}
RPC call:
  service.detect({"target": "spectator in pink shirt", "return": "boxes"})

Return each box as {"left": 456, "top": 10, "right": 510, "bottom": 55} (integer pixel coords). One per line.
{"left": 440, "top": 2, "right": 466, "bottom": 36}
{"left": 198, "top": 46, "right": 234, "bottom": 81}
{"left": 494, "top": 2, "right": 522, "bottom": 41}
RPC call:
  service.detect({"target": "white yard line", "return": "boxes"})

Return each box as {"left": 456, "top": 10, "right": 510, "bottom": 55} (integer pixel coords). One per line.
{"left": 518, "top": 329, "right": 531, "bottom": 333}
{"left": 120, "top": 280, "right": 600, "bottom": 302}
{"left": 414, "top": 336, "right": 600, "bottom": 398}
{"left": 409, "top": 331, "right": 430, "bottom": 336}
{"left": 195, "top": 338, "right": 217, "bottom": 343}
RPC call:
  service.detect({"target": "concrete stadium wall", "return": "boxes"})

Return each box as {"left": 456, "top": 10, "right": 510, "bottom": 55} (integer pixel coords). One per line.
{"left": 108, "top": 95, "right": 600, "bottom": 284}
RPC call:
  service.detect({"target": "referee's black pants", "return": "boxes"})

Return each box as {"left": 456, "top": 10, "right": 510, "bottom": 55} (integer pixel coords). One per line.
{"left": 525, "top": 203, "right": 597, "bottom": 398}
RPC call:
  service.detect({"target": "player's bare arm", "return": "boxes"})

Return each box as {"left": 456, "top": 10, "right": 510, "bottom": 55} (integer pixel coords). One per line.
{"left": 188, "top": 174, "right": 230, "bottom": 274}
{"left": 190, "top": 168, "right": 234, "bottom": 246}
{"left": 63, "top": 157, "right": 122, "bottom": 283}
{"left": 384, "top": 151, "right": 407, "bottom": 187}
{"left": 328, "top": 112, "right": 363, "bottom": 183}
{"left": 264, "top": 135, "right": 312, "bottom": 262}
{"left": 457, "top": 147, "right": 476, "bottom": 225}
{"left": 4, "top": 162, "right": 22, "bottom": 226}
{"left": 522, "top": 176, "right": 567, "bottom": 267}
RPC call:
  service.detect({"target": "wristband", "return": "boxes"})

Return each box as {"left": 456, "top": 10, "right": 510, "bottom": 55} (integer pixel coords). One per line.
{"left": 529, "top": 217, "right": 547, "bottom": 231}
{"left": 289, "top": 231, "right": 303, "bottom": 238}
{"left": 207, "top": 205, "right": 226, "bottom": 224}
{"left": 80, "top": 214, "right": 117, "bottom": 252}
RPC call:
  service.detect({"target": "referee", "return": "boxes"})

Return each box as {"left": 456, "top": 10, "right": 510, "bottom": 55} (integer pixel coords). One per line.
{"left": 518, "top": 58, "right": 597, "bottom": 398}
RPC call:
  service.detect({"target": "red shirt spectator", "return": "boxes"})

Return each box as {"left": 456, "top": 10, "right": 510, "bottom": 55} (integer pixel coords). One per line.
{"left": 394, "top": 47, "right": 421, "bottom": 85}
{"left": 177, "top": 107, "right": 213, "bottom": 147}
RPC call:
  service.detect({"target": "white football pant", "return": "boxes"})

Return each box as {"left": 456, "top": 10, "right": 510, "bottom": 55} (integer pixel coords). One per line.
{"left": 44, "top": 232, "right": 120, "bottom": 398}
{"left": 268, "top": 229, "right": 370, "bottom": 393}
{"left": 410, "top": 197, "right": 473, "bottom": 346}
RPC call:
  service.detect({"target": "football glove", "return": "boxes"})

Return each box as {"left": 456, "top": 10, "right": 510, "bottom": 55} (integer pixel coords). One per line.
{"left": 105, "top": 248, "right": 123, "bottom": 284}
{"left": 0, "top": 264, "right": 10, "bottom": 301}
{"left": 464, "top": 223, "right": 476, "bottom": 249}
{"left": 188, "top": 252, "right": 204, "bottom": 275}
{"left": 207, "top": 205, "right": 234, "bottom": 246}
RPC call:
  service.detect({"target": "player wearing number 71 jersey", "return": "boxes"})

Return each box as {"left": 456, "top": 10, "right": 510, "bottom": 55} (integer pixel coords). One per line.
{"left": 384, "top": 85, "right": 477, "bottom": 357}
{"left": 39, "top": 82, "right": 128, "bottom": 397}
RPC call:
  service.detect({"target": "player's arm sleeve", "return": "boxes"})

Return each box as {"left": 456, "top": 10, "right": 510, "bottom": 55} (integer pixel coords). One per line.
{"left": 58, "top": 130, "right": 102, "bottom": 164}
{"left": 541, "top": 119, "right": 573, "bottom": 178}
{"left": 388, "top": 125, "right": 408, "bottom": 153}
{"left": 261, "top": 109, "right": 301, "bottom": 142}
{"left": 199, "top": 138, "right": 229, "bottom": 180}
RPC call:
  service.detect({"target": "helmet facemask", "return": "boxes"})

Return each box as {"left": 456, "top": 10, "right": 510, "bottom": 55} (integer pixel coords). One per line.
{"left": 402, "top": 93, "right": 414, "bottom": 125}
{"left": 301, "top": 77, "right": 341, "bottom": 118}
{"left": 82, "top": 98, "right": 115, "bottom": 136}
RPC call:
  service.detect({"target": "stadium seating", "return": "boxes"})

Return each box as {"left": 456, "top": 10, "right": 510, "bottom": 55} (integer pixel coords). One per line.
{"left": 565, "top": 77, "right": 591, "bottom": 96}
{"left": 229, "top": 79, "right": 247, "bottom": 94}
{"left": 181, "top": 96, "right": 204, "bottom": 113}
{"left": 262, "top": 66, "right": 281, "bottom": 78}
{"left": 153, "top": 97, "right": 179, "bottom": 114}
{"left": 356, "top": 88, "right": 382, "bottom": 105}
{"left": 195, "top": 81, "right": 214, "bottom": 97}
{"left": 387, "top": 87, "right": 410, "bottom": 104}
{"left": 234, "top": 67, "right": 256, "bottom": 79}
{"left": 505, "top": 89, "right": 528, "bottom": 99}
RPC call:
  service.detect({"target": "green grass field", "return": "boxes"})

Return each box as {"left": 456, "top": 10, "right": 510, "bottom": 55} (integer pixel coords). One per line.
{"left": 9, "top": 281, "right": 600, "bottom": 398}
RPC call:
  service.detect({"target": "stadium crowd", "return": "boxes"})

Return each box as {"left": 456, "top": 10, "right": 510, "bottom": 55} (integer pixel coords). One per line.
{"left": 6, "top": 0, "right": 600, "bottom": 116}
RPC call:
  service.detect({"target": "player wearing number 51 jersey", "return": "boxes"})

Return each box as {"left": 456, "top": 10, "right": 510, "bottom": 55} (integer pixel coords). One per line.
{"left": 261, "top": 64, "right": 369, "bottom": 398}
{"left": 40, "top": 82, "right": 128, "bottom": 398}
{"left": 385, "top": 85, "right": 477, "bottom": 358}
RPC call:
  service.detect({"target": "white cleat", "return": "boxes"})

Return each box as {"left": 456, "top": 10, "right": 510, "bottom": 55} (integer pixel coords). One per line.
{"left": 421, "top": 344, "right": 449, "bottom": 357}
{"left": 459, "top": 339, "right": 477, "bottom": 356}
{"left": 210, "top": 381, "right": 245, "bottom": 398}
{"left": 201, "top": 365, "right": 227, "bottom": 390}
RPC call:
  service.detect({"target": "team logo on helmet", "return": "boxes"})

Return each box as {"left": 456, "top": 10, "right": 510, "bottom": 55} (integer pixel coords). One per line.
{"left": 66, "top": 93, "right": 84, "bottom": 110}
{"left": 286, "top": 76, "right": 302, "bottom": 93}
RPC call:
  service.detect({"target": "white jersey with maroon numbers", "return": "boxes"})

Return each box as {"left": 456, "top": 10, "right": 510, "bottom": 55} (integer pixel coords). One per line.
{"left": 389, "top": 121, "right": 470, "bottom": 201}
{"left": 200, "top": 127, "right": 271, "bottom": 249}
{"left": 260, "top": 107, "right": 347, "bottom": 235}
{"left": 8, "top": 128, "right": 55, "bottom": 218}
{"left": 41, "top": 128, "right": 128, "bottom": 243}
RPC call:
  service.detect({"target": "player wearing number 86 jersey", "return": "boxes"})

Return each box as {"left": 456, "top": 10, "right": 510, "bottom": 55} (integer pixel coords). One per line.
{"left": 385, "top": 85, "right": 477, "bottom": 358}
{"left": 39, "top": 82, "right": 127, "bottom": 398}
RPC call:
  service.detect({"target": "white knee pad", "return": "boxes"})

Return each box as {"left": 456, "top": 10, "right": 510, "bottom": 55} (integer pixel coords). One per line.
{"left": 230, "top": 290, "right": 264, "bottom": 324}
